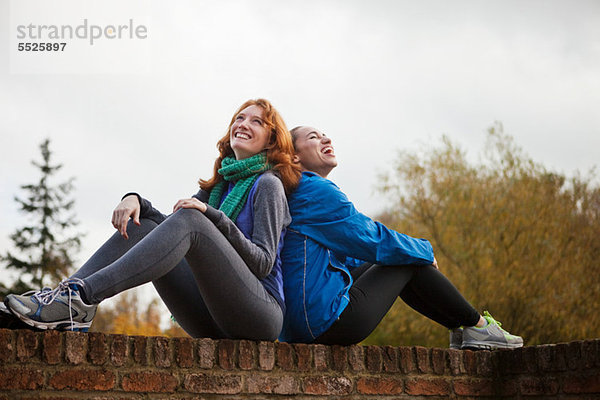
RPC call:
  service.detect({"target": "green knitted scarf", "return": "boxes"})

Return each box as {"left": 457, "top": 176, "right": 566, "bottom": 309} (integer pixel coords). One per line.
{"left": 208, "top": 152, "right": 272, "bottom": 221}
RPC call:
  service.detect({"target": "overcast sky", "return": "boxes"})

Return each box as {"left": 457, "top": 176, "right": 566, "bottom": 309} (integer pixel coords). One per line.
{"left": 1, "top": 0, "right": 599, "bottom": 308}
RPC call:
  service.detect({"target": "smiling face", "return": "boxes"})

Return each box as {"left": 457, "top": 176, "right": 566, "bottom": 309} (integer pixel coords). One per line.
{"left": 230, "top": 104, "right": 271, "bottom": 159}
{"left": 291, "top": 126, "right": 338, "bottom": 178}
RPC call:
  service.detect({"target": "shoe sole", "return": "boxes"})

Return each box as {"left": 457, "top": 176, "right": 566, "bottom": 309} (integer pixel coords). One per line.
{"left": 461, "top": 340, "right": 523, "bottom": 350}
{"left": 4, "top": 299, "right": 91, "bottom": 332}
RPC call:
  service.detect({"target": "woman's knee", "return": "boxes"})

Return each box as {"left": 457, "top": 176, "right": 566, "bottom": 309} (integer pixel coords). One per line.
{"left": 165, "top": 208, "right": 211, "bottom": 230}
{"left": 125, "top": 218, "right": 159, "bottom": 239}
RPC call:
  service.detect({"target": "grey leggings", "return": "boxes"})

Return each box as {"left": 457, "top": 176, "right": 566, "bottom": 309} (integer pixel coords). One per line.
{"left": 71, "top": 209, "right": 283, "bottom": 340}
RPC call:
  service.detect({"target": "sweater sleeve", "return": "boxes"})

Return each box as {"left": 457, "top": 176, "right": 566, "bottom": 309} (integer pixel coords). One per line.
{"left": 122, "top": 192, "right": 167, "bottom": 225}
{"left": 293, "top": 176, "right": 434, "bottom": 266}
{"left": 192, "top": 173, "right": 291, "bottom": 279}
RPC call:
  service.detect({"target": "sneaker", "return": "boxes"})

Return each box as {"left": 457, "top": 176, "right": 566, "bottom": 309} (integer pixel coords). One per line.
{"left": 4, "top": 278, "right": 97, "bottom": 332}
{"left": 449, "top": 327, "right": 463, "bottom": 349}
{"left": 0, "top": 288, "right": 51, "bottom": 331}
{"left": 461, "top": 311, "right": 523, "bottom": 350}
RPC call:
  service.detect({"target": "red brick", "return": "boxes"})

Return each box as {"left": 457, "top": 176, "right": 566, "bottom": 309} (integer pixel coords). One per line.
{"left": 357, "top": 377, "right": 403, "bottom": 394}
{"left": 348, "top": 344, "right": 365, "bottom": 372}
{"left": 218, "top": 339, "right": 236, "bottom": 370}
{"left": 566, "top": 341, "right": 582, "bottom": 370}
{"left": 175, "top": 337, "right": 194, "bottom": 368}
{"left": 448, "top": 349, "right": 464, "bottom": 375}
{"left": 50, "top": 368, "right": 115, "bottom": 391}
{"left": 88, "top": 332, "right": 108, "bottom": 365}
{"left": 554, "top": 343, "right": 569, "bottom": 370}
{"left": 64, "top": 331, "right": 86, "bottom": 365}
{"left": 294, "top": 343, "right": 312, "bottom": 371}
{"left": 431, "top": 348, "right": 446, "bottom": 375}
{"left": 496, "top": 348, "right": 515, "bottom": 375}
{"left": 498, "top": 346, "right": 535, "bottom": 374}
{"left": 453, "top": 378, "right": 495, "bottom": 396}
{"left": 519, "top": 377, "right": 559, "bottom": 395}
{"left": 382, "top": 345, "right": 399, "bottom": 372}
{"left": 276, "top": 341, "right": 294, "bottom": 370}
{"left": 495, "top": 378, "right": 519, "bottom": 397}
{"left": 11, "top": 397, "right": 122, "bottom": 400}
{"left": 366, "top": 346, "right": 383, "bottom": 372}
{"left": 110, "top": 334, "right": 129, "bottom": 366}
{"left": 582, "top": 340, "right": 597, "bottom": 369}
{"left": 0, "top": 329, "right": 14, "bottom": 362}
{"left": 258, "top": 341, "right": 274, "bottom": 370}
{"left": 122, "top": 371, "right": 178, "bottom": 392}
{"left": 154, "top": 336, "right": 172, "bottom": 368}
{"left": 331, "top": 345, "right": 348, "bottom": 371}
{"left": 246, "top": 375, "right": 300, "bottom": 395}
{"left": 500, "top": 347, "right": 538, "bottom": 374}
{"left": 405, "top": 378, "right": 450, "bottom": 396}
{"left": 313, "top": 344, "right": 329, "bottom": 371}
{"left": 184, "top": 373, "right": 242, "bottom": 394}
{"left": 521, "top": 346, "right": 539, "bottom": 373}
{"left": 197, "top": 338, "right": 215, "bottom": 369}
{"left": 399, "top": 346, "right": 416, "bottom": 374}
{"left": 415, "top": 346, "right": 431, "bottom": 373}
{"left": 42, "top": 330, "right": 62, "bottom": 365}
{"left": 238, "top": 340, "right": 255, "bottom": 370}
{"left": 562, "top": 373, "right": 600, "bottom": 394}
{"left": 132, "top": 335, "right": 148, "bottom": 365}
{"left": 538, "top": 343, "right": 567, "bottom": 372}
{"left": 462, "top": 349, "right": 478, "bottom": 375}
{"left": 303, "top": 376, "right": 352, "bottom": 396}
{"left": 17, "top": 329, "right": 39, "bottom": 361}
{"left": 476, "top": 350, "right": 494, "bottom": 377}
{"left": 0, "top": 367, "right": 43, "bottom": 390}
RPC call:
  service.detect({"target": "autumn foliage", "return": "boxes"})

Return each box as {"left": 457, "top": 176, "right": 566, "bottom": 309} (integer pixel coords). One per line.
{"left": 90, "top": 290, "right": 187, "bottom": 337}
{"left": 365, "top": 124, "right": 600, "bottom": 347}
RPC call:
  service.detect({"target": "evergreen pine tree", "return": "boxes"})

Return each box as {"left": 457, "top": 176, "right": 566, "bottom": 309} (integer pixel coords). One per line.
{"left": 1, "top": 139, "right": 82, "bottom": 295}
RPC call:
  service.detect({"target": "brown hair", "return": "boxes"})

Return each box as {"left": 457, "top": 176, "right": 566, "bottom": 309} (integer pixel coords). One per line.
{"left": 289, "top": 126, "right": 304, "bottom": 149}
{"left": 199, "top": 99, "right": 301, "bottom": 194}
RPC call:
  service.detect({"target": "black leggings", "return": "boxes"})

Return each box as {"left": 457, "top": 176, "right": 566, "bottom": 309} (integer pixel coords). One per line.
{"left": 314, "top": 263, "right": 480, "bottom": 345}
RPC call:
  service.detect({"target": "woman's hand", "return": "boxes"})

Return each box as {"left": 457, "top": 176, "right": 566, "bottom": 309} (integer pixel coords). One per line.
{"left": 173, "top": 198, "right": 208, "bottom": 213}
{"left": 112, "top": 195, "right": 141, "bottom": 239}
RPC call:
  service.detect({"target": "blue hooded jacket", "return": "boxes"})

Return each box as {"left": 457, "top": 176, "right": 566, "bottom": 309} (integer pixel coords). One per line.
{"left": 279, "top": 171, "right": 435, "bottom": 343}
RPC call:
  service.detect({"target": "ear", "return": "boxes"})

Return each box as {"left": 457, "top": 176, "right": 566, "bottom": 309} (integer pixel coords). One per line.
{"left": 292, "top": 154, "right": 301, "bottom": 164}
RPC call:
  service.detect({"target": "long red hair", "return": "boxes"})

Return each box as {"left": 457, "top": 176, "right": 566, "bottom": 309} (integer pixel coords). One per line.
{"left": 199, "top": 99, "right": 301, "bottom": 194}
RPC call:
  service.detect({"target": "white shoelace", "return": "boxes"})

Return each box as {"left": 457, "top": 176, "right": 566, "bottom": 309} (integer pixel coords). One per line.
{"left": 33, "top": 277, "right": 85, "bottom": 330}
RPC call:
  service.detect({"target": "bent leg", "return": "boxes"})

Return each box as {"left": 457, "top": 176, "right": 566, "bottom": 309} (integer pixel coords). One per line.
{"left": 399, "top": 265, "right": 480, "bottom": 328}
{"left": 315, "top": 264, "right": 481, "bottom": 345}
{"left": 82, "top": 209, "right": 282, "bottom": 340}
{"left": 152, "top": 260, "right": 228, "bottom": 339}
{"left": 315, "top": 264, "right": 416, "bottom": 345}
{"left": 72, "top": 219, "right": 158, "bottom": 280}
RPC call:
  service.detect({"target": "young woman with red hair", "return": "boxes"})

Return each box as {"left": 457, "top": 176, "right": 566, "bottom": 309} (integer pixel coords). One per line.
{"left": 5, "top": 99, "right": 300, "bottom": 341}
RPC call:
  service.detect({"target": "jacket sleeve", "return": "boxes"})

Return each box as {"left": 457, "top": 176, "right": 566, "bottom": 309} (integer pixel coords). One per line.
{"left": 192, "top": 173, "right": 291, "bottom": 279}
{"left": 295, "top": 178, "right": 434, "bottom": 266}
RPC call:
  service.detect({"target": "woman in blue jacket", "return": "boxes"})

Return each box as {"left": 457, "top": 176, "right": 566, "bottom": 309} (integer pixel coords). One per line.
{"left": 279, "top": 126, "right": 523, "bottom": 350}
{"left": 5, "top": 99, "right": 300, "bottom": 341}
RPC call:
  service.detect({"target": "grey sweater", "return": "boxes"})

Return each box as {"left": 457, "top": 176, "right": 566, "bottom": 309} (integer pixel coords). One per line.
{"left": 128, "top": 171, "right": 291, "bottom": 279}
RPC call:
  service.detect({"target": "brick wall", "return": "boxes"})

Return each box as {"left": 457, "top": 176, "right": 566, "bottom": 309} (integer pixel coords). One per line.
{"left": 0, "top": 328, "right": 598, "bottom": 399}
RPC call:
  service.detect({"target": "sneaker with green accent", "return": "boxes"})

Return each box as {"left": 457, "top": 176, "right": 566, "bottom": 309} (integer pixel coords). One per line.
{"left": 4, "top": 278, "right": 97, "bottom": 332}
{"left": 461, "top": 311, "right": 523, "bottom": 350}
{"left": 449, "top": 327, "right": 463, "bottom": 349}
